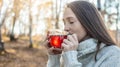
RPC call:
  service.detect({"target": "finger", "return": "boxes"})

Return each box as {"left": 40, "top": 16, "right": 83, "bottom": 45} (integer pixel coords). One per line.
{"left": 53, "top": 48, "right": 62, "bottom": 51}
{"left": 63, "top": 39, "right": 72, "bottom": 45}
{"left": 49, "top": 47, "right": 62, "bottom": 54}
{"left": 43, "top": 40, "right": 51, "bottom": 48}
{"left": 63, "top": 37, "right": 78, "bottom": 50}
{"left": 72, "top": 34, "right": 79, "bottom": 46}
{"left": 49, "top": 47, "right": 62, "bottom": 52}
{"left": 62, "top": 43, "right": 68, "bottom": 49}
{"left": 72, "top": 34, "right": 78, "bottom": 41}
{"left": 49, "top": 47, "right": 54, "bottom": 51}
{"left": 62, "top": 43, "right": 67, "bottom": 48}
{"left": 48, "top": 47, "right": 54, "bottom": 54}
{"left": 53, "top": 50, "right": 62, "bottom": 54}
{"left": 66, "top": 35, "right": 76, "bottom": 45}
{"left": 63, "top": 39, "right": 68, "bottom": 45}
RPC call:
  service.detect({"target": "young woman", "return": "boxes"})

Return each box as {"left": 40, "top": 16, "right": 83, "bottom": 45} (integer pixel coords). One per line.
{"left": 44, "top": 1, "right": 120, "bottom": 67}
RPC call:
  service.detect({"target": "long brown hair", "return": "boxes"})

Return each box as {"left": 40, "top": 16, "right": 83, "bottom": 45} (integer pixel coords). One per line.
{"left": 67, "top": 1, "right": 116, "bottom": 61}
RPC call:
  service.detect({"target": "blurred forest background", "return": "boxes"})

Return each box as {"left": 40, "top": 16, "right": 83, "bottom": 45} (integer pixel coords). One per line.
{"left": 0, "top": 0, "right": 120, "bottom": 67}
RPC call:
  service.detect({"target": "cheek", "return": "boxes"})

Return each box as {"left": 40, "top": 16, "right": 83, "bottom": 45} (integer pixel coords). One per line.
{"left": 79, "top": 30, "right": 87, "bottom": 37}
{"left": 76, "top": 25, "right": 87, "bottom": 40}
{"left": 77, "top": 31, "right": 87, "bottom": 41}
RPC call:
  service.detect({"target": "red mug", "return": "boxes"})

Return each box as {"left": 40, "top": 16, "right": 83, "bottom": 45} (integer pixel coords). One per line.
{"left": 47, "top": 29, "right": 68, "bottom": 48}
{"left": 49, "top": 35, "right": 67, "bottom": 48}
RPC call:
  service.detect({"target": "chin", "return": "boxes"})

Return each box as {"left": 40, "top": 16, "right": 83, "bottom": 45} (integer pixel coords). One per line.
{"left": 78, "top": 37, "right": 86, "bottom": 42}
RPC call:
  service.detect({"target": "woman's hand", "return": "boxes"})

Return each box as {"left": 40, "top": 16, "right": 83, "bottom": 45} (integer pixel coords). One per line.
{"left": 62, "top": 34, "right": 79, "bottom": 52}
{"left": 43, "top": 40, "right": 62, "bottom": 55}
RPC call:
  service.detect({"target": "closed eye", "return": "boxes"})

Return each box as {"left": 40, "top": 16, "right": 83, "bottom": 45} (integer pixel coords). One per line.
{"left": 69, "top": 22, "right": 74, "bottom": 24}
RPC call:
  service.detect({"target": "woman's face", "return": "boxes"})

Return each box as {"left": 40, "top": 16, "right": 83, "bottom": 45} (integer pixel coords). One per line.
{"left": 63, "top": 7, "right": 87, "bottom": 42}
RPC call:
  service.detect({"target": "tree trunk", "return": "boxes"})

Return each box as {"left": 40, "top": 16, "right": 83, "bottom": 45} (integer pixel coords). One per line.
{"left": 0, "top": 27, "right": 4, "bottom": 54}
{"left": 10, "top": 16, "right": 16, "bottom": 41}
{"left": 9, "top": 0, "right": 20, "bottom": 41}
{"left": 28, "top": 0, "right": 33, "bottom": 48}
{"left": 55, "top": 0, "right": 62, "bottom": 29}
{"left": 29, "top": 16, "right": 33, "bottom": 48}
{"left": 97, "top": 0, "right": 101, "bottom": 11}
{"left": 0, "top": 0, "right": 9, "bottom": 54}
{"left": 0, "top": 18, "right": 5, "bottom": 52}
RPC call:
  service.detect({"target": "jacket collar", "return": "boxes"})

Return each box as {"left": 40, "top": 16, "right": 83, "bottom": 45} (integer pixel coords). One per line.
{"left": 77, "top": 38, "right": 105, "bottom": 57}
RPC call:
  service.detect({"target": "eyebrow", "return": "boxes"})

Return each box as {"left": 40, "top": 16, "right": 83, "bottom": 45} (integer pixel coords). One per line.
{"left": 63, "top": 17, "right": 75, "bottom": 22}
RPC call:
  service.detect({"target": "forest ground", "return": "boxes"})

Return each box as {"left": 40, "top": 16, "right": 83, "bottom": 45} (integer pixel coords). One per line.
{"left": 0, "top": 37, "right": 48, "bottom": 67}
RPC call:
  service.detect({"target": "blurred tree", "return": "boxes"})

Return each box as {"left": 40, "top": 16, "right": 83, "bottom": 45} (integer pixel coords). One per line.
{"left": 29, "top": 15, "right": 33, "bottom": 48}
{"left": 97, "top": 0, "right": 101, "bottom": 11}
{"left": 55, "top": 0, "right": 62, "bottom": 29}
{"left": 0, "top": 0, "right": 9, "bottom": 54}
{"left": 10, "top": 0, "right": 21, "bottom": 41}
{"left": 28, "top": 0, "right": 33, "bottom": 48}
{"left": 103, "top": 0, "right": 120, "bottom": 45}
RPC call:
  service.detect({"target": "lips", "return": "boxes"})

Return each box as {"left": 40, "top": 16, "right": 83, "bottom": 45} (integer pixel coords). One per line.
{"left": 67, "top": 32, "right": 73, "bottom": 35}
{"left": 68, "top": 33, "right": 73, "bottom": 35}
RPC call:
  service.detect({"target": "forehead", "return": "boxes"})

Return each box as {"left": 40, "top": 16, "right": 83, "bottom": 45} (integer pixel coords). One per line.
{"left": 63, "top": 8, "right": 76, "bottom": 20}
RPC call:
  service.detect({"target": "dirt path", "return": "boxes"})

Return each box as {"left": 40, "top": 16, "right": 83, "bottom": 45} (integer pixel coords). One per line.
{"left": 0, "top": 40, "right": 48, "bottom": 67}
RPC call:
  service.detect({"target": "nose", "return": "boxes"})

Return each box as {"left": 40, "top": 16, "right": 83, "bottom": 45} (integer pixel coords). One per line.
{"left": 64, "top": 25, "right": 70, "bottom": 32}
